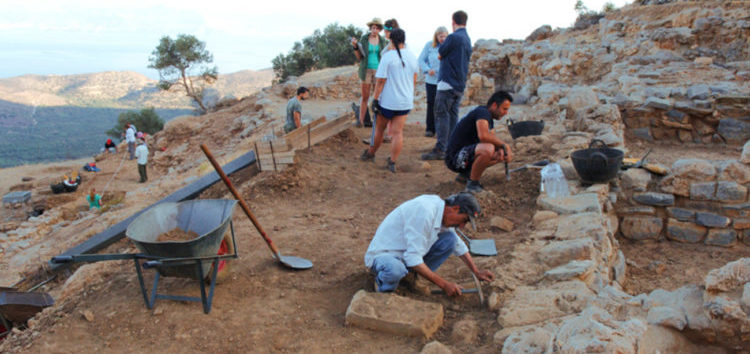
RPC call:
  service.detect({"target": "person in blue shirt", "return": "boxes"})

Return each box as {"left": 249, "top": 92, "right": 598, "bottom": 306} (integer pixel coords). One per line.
{"left": 418, "top": 26, "right": 449, "bottom": 138}
{"left": 422, "top": 10, "right": 472, "bottom": 161}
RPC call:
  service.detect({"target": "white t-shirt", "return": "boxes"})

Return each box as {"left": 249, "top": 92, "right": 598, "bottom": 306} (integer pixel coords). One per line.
{"left": 375, "top": 47, "right": 418, "bottom": 111}
{"left": 135, "top": 144, "right": 149, "bottom": 165}
{"left": 125, "top": 126, "right": 136, "bottom": 143}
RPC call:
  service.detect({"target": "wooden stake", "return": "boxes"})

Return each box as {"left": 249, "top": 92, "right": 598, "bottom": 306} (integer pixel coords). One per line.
{"left": 269, "top": 141, "right": 278, "bottom": 172}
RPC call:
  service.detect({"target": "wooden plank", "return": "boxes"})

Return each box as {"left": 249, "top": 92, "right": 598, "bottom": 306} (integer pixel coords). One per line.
{"left": 255, "top": 139, "right": 292, "bottom": 154}
{"left": 307, "top": 114, "right": 352, "bottom": 146}
{"left": 284, "top": 116, "right": 326, "bottom": 142}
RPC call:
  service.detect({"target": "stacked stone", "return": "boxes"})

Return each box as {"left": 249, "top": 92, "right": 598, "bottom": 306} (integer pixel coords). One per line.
{"left": 619, "top": 147, "right": 750, "bottom": 247}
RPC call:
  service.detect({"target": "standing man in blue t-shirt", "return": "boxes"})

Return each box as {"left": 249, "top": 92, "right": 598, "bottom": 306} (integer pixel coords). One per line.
{"left": 422, "top": 10, "right": 472, "bottom": 161}
{"left": 445, "top": 91, "right": 514, "bottom": 194}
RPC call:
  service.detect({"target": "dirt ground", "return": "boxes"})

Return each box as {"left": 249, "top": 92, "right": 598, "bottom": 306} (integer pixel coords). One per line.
{"left": 1, "top": 123, "right": 544, "bottom": 353}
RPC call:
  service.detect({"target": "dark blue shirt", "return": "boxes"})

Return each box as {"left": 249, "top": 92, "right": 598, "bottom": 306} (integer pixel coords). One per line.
{"left": 437, "top": 28, "right": 472, "bottom": 92}
{"left": 446, "top": 106, "right": 493, "bottom": 157}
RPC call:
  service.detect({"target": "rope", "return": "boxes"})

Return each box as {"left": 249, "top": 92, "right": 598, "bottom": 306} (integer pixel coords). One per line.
{"left": 101, "top": 148, "right": 128, "bottom": 195}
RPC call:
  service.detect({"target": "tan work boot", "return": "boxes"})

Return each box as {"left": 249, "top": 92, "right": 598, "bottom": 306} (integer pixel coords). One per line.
{"left": 400, "top": 271, "right": 431, "bottom": 295}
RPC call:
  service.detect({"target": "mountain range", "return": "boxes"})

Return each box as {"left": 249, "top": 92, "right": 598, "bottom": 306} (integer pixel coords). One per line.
{"left": 0, "top": 69, "right": 273, "bottom": 167}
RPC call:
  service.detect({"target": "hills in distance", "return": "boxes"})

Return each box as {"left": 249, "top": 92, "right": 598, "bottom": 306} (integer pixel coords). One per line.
{"left": 0, "top": 69, "right": 273, "bottom": 167}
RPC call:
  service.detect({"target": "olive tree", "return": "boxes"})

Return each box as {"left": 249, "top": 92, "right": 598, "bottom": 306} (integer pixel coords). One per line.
{"left": 107, "top": 108, "right": 164, "bottom": 138}
{"left": 148, "top": 34, "right": 218, "bottom": 113}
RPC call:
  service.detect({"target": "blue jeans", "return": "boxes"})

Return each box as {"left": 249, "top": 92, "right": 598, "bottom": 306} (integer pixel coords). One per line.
{"left": 370, "top": 231, "right": 456, "bottom": 292}
{"left": 425, "top": 83, "right": 437, "bottom": 134}
{"left": 433, "top": 89, "right": 462, "bottom": 153}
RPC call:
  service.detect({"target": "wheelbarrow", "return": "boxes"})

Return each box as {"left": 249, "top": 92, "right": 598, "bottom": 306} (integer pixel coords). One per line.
{"left": 51, "top": 199, "right": 238, "bottom": 314}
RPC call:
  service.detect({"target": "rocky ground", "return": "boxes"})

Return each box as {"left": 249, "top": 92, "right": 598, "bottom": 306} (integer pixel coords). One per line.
{"left": 1, "top": 0, "right": 750, "bottom": 352}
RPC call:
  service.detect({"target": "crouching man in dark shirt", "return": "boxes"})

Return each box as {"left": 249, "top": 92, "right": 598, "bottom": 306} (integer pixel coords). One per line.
{"left": 445, "top": 91, "right": 514, "bottom": 194}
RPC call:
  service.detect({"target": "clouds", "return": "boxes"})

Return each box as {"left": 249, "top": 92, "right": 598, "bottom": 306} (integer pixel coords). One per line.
{"left": 0, "top": 0, "right": 630, "bottom": 78}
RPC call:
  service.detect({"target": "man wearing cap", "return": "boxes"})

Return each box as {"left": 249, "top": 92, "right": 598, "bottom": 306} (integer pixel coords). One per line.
{"left": 364, "top": 193, "right": 494, "bottom": 295}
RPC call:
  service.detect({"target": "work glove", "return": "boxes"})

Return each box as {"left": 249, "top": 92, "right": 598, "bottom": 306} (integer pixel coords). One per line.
{"left": 371, "top": 99, "right": 381, "bottom": 117}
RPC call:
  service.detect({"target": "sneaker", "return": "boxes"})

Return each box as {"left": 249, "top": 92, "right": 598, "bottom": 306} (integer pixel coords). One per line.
{"left": 354, "top": 120, "right": 363, "bottom": 128}
{"left": 455, "top": 171, "right": 470, "bottom": 184}
{"left": 465, "top": 180, "right": 484, "bottom": 194}
{"left": 421, "top": 150, "right": 445, "bottom": 161}
{"left": 386, "top": 157, "right": 396, "bottom": 173}
{"left": 424, "top": 131, "right": 435, "bottom": 137}
{"left": 360, "top": 149, "right": 375, "bottom": 162}
{"left": 362, "top": 138, "right": 371, "bottom": 145}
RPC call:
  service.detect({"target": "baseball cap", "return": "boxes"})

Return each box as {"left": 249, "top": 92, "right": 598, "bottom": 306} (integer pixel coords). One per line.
{"left": 445, "top": 192, "right": 481, "bottom": 231}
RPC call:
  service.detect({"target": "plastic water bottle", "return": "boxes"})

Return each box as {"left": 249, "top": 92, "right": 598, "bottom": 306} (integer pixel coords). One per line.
{"left": 540, "top": 163, "right": 570, "bottom": 199}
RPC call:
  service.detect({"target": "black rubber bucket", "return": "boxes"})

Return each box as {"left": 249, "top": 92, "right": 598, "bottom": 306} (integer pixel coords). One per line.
{"left": 571, "top": 139, "right": 624, "bottom": 184}
{"left": 507, "top": 119, "right": 545, "bottom": 139}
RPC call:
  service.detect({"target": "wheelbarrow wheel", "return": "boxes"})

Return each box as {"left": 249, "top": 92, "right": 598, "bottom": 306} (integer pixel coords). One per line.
{"left": 205, "top": 232, "right": 234, "bottom": 284}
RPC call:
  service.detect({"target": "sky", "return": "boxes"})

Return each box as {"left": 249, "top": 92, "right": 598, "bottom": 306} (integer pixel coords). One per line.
{"left": 0, "top": 0, "right": 630, "bottom": 79}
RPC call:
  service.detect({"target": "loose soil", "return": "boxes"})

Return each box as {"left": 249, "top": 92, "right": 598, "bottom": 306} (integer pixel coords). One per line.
{"left": 156, "top": 228, "right": 200, "bottom": 243}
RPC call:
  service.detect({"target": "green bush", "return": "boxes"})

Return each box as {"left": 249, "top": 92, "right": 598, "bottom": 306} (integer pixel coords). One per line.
{"left": 272, "top": 23, "right": 363, "bottom": 82}
{"left": 107, "top": 108, "right": 165, "bottom": 138}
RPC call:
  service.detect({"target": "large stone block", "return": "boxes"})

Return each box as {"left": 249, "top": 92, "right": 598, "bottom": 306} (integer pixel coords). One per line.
{"left": 647, "top": 306, "right": 687, "bottom": 330}
{"left": 620, "top": 216, "right": 663, "bottom": 240}
{"left": 705, "top": 229, "right": 737, "bottom": 247}
{"left": 695, "top": 212, "right": 731, "bottom": 228}
{"left": 555, "top": 307, "right": 647, "bottom": 353}
{"left": 716, "top": 181, "right": 747, "bottom": 202}
{"left": 718, "top": 118, "right": 750, "bottom": 144}
{"left": 555, "top": 212, "right": 607, "bottom": 241}
{"left": 497, "top": 281, "right": 593, "bottom": 327}
{"left": 690, "top": 182, "right": 716, "bottom": 201}
{"left": 537, "top": 193, "right": 601, "bottom": 215}
{"left": 633, "top": 192, "right": 675, "bottom": 206}
{"left": 421, "top": 341, "right": 452, "bottom": 354}
{"left": 645, "top": 97, "right": 671, "bottom": 110}
{"left": 660, "top": 159, "right": 716, "bottom": 197}
{"left": 666, "top": 219, "right": 707, "bottom": 243}
{"left": 617, "top": 206, "right": 657, "bottom": 215}
{"left": 345, "top": 290, "right": 444, "bottom": 338}
{"left": 742, "top": 141, "right": 750, "bottom": 164}
{"left": 733, "top": 218, "right": 750, "bottom": 229}
{"left": 717, "top": 160, "right": 750, "bottom": 184}
{"left": 620, "top": 168, "right": 651, "bottom": 191}
{"left": 538, "top": 238, "right": 595, "bottom": 267}
{"left": 704, "top": 258, "right": 750, "bottom": 292}
{"left": 667, "top": 207, "right": 695, "bottom": 222}
{"left": 544, "top": 260, "right": 595, "bottom": 281}
{"left": 501, "top": 327, "right": 554, "bottom": 354}
{"left": 724, "top": 202, "right": 750, "bottom": 218}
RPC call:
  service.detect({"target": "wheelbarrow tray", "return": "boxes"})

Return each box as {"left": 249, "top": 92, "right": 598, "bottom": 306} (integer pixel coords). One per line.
{"left": 126, "top": 199, "right": 237, "bottom": 279}
{"left": 0, "top": 291, "right": 54, "bottom": 323}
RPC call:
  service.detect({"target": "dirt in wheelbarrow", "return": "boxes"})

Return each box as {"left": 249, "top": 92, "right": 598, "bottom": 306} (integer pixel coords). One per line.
{"left": 156, "top": 228, "right": 200, "bottom": 243}
{"left": 3, "top": 125, "right": 545, "bottom": 353}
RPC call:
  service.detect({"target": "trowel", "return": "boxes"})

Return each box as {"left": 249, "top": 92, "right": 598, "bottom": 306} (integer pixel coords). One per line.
{"left": 456, "top": 228, "right": 497, "bottom": 257}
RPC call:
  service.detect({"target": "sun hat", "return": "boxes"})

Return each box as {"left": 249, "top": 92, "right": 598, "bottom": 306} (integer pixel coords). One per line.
{"left": 367, "top": 18, "right": 383, "bottom": 29}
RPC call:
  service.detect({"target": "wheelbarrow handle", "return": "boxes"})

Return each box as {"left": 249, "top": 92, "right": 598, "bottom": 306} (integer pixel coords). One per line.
{"left": 200, "top": 144, "right": 281, "bottom": 257}
{"left": 143, "top": 261, "right": 162, "bottom": 269}
{"left": 51, "top": 256, "right": 73, "bottom": 264}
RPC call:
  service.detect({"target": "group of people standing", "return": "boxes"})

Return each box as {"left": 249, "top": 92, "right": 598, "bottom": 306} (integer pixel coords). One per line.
{"left": 110, "top": 123, "right": 149, "bottom": 183}
{"left": 350, "top": 10, "right": 514, "bottom": 194}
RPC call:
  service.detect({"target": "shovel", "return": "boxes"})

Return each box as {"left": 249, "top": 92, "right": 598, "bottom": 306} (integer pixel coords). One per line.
{"left": 506, "top": 159, "right": 549, "bottom": 181}
{"left": 456, "top": 228, "right": 497, "bottom": 257}
{"left": 200, "top": 144, "right": 313, "bottom": 270}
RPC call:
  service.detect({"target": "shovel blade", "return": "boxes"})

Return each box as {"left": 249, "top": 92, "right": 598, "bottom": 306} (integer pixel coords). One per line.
{"left": 279, "top": 255, "right": 313, "bottom": 270}
{"left": 469, "top": 239, "right": 497, "bottom": 256}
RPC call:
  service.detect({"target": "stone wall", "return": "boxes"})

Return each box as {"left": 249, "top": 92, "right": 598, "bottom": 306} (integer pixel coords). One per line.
{"left": 618, "top": 144, "right": 750, "bottom": 247}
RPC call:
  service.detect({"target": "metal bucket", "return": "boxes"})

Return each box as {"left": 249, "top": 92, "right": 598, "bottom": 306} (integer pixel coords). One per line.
{"left": 507, "top": 119, "right": 544, "bottom": 139}
{"left": 126, "top": 199, "right": 237, "bottom": 279}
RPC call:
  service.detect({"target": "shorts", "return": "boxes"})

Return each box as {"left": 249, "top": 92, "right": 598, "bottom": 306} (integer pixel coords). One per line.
{"left": 445, "top": 144, "right": 477, "bottom": 173}
{"left": 362, "top": 69, "right": 377, "bottom": 85}
{"left": 379, "top": 107, "right": 411, "bottom": 119}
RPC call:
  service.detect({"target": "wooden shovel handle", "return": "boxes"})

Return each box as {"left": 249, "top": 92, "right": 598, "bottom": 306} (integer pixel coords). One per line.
{"left": 200, "top": 144, "right": 280, "bottom": 257}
